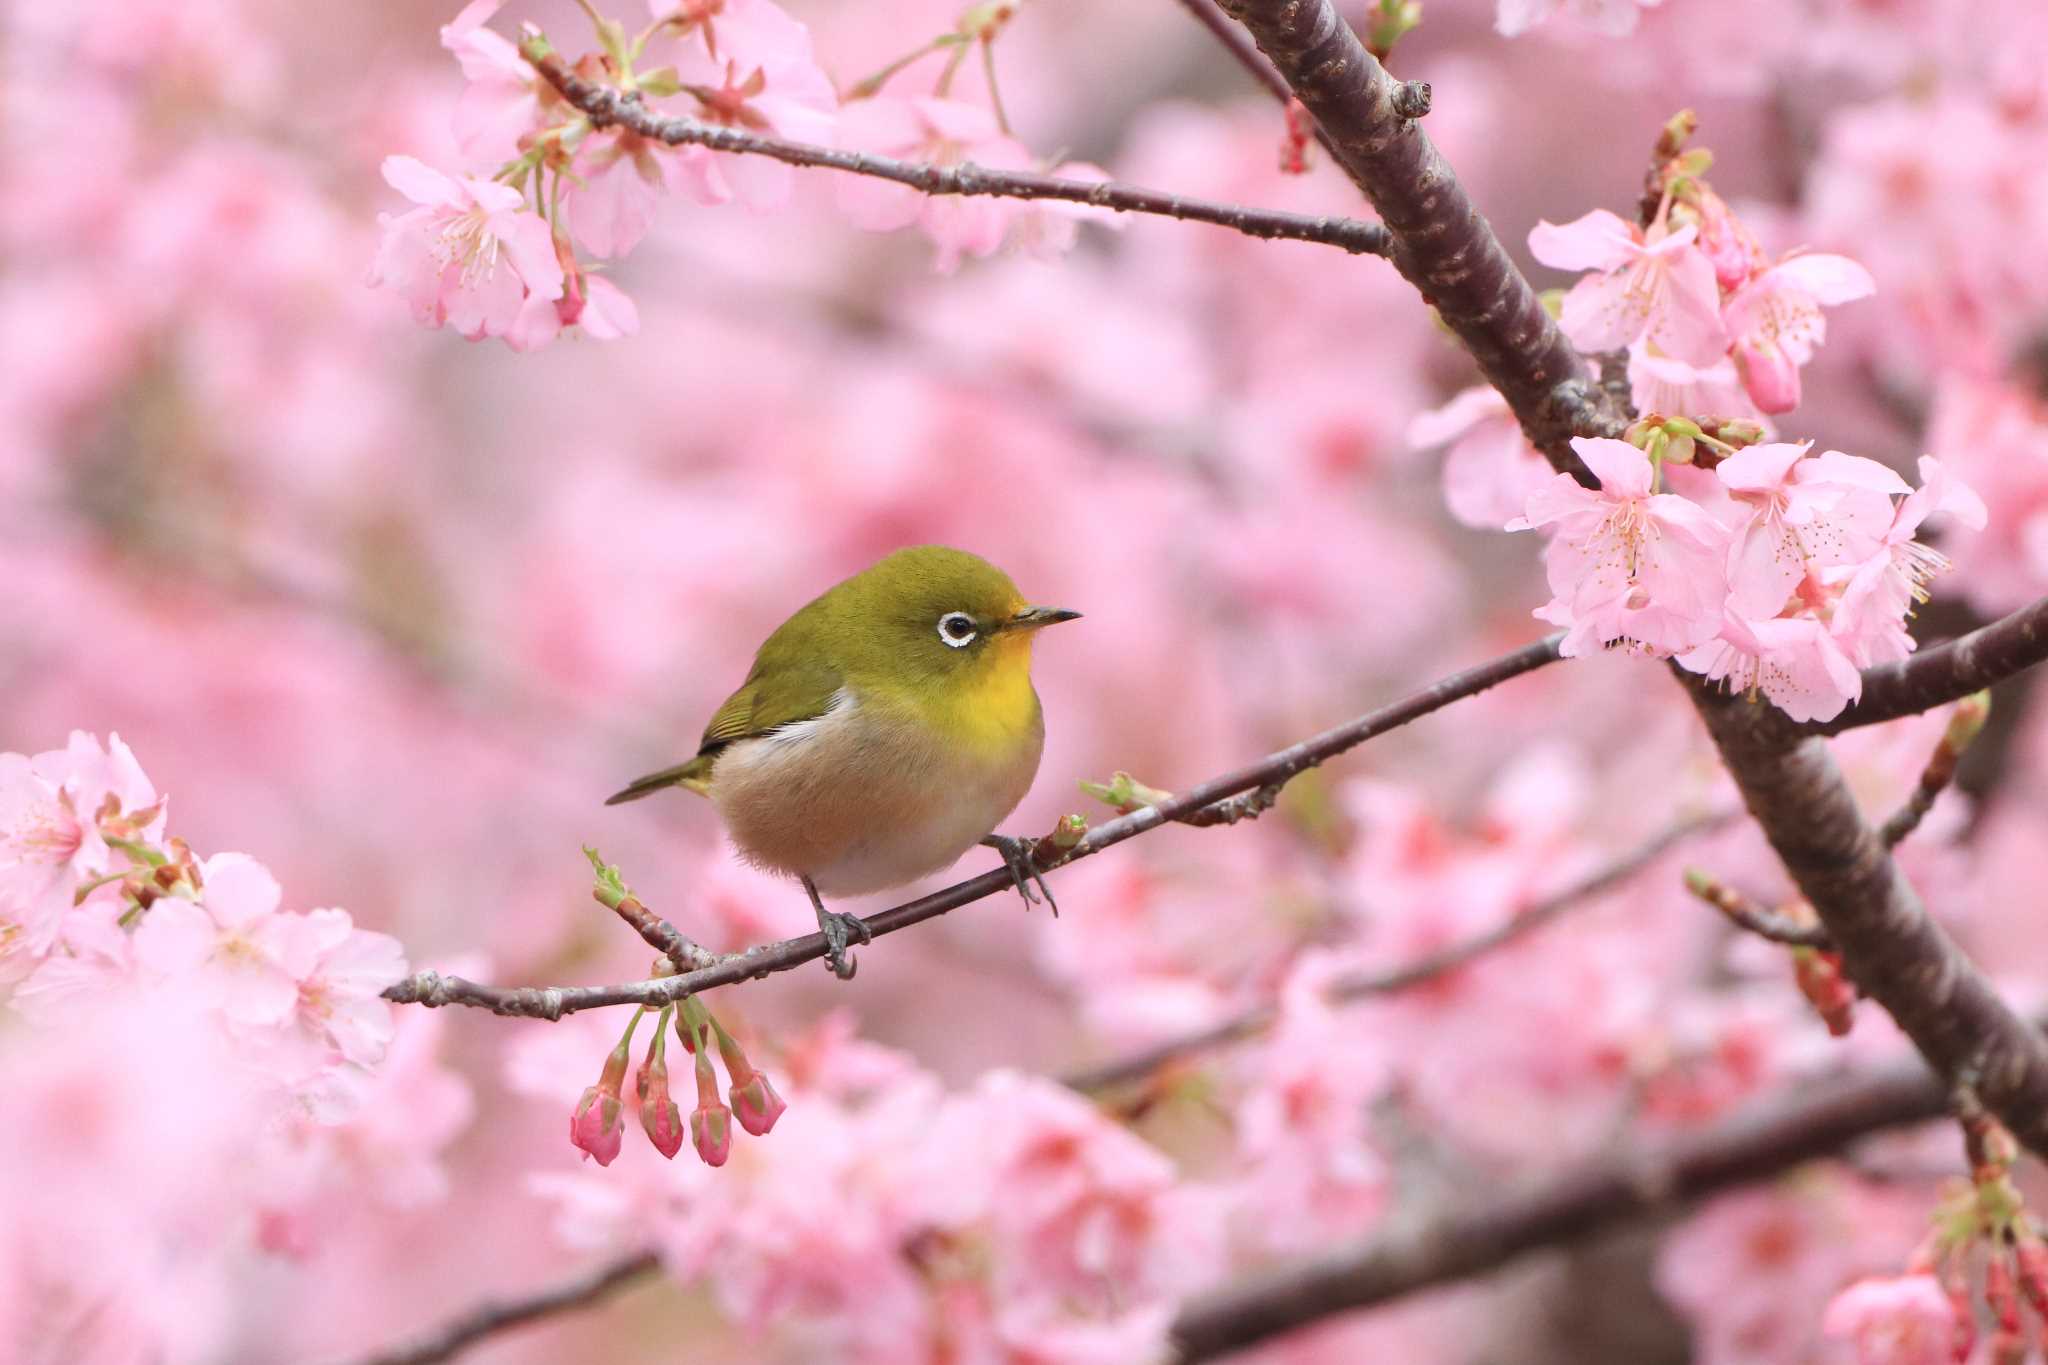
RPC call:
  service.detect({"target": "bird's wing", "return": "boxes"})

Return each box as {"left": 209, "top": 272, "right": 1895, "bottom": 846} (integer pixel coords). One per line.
{"left": 605, "top": 613, "right": 844, "bottom": 806}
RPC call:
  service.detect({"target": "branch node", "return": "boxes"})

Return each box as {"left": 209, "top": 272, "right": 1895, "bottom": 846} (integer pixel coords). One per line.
{"left": 1391, "top": 80, "right": 1431, "bottom": 119}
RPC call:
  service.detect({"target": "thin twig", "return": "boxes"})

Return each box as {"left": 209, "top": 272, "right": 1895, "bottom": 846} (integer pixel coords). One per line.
{"left": 1878, "top": 691, "right": 1991, "bottom": 847}
{"left": 519, "top": 39, "right": 1392, "bottom": 258}
{"left": 348, "top": 1251, "right": 659, "bottom": 1365}
{"left": 385, "top": 635, "right": 1565, "bottom": 1019}
{"left": 1065, "top": 811, "right": 1732, "bottom": 1092}
{"left": 1682, "top": 869, "right": 1833, "bottom": 949}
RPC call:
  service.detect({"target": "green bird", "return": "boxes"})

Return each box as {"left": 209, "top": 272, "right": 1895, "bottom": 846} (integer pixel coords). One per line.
{"left": 607, "top": 546, "right": 1081, "bottom": 979}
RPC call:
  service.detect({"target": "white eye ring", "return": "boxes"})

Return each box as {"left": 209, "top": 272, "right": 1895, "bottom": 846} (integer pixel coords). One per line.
{"left": 937, "top": 611, "right": 978, "bottom": 648}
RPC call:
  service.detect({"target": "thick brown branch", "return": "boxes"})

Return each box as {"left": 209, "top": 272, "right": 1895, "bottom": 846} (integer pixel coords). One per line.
{"left": 349, "top": 1251, "right": 658, "bottom": 1365}
{"left": 385, "top": 635, "right": 1564, "bottom": 1019}
{"left": 1694, "top": 685, "right": 2048, "bottom": 1155}
{"left": 1210, "top": 0, "right": 1624, "bottom": 468}
{"left": 1065, "top": 811, "right": 1732, "bottom": 1093}
{"left": 1168, "top": 1061, "right": 1947, "bottom": 1360}
{"left": 1815, "top": 596, "right": 2048, "bottom": 735}
{"left": 519, "top": 39, "right": 1393, "bottom": 259}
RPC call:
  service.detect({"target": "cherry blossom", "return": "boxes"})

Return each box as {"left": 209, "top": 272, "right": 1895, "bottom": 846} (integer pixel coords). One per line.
{"left": 1722, "top": 252, "right": 1876, "bottom": 414}
{"left": 367, "top": 156, "right": 563, "bottom": 347}
{"left": 837, "top": 96, "right": 1035, "bottom": 272}
{"left": 1507, "top": 435, "right": 1730, "bottom": 655}
{"left": 1407, "top": 385, "right": 1556, "bottom": 530}
{"left": 1529, "top": 208, "right": 1729, "bottom": 366}
{"left": 1822, "top": 1274, "right": 1964, "bottom": 1365}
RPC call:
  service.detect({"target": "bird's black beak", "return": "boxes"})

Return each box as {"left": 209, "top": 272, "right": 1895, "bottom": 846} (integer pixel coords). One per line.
{"left": 1006, "top": 605, "right": 1083, "bottom": 632}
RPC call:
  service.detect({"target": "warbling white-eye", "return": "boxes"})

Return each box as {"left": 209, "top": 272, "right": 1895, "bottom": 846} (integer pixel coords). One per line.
{"left": 606, "top": 546, "right": 1081, "bottom": 979}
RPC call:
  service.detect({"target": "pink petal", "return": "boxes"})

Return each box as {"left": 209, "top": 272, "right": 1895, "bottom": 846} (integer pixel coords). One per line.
{"left": 1716, "top": 441, "right": 1811, "bottom": 494}
{"left": 1527, "top": 209, "right": 1638, "bottom": 273}
{"left": 1569, "top": 436, "right": 1653, "bottom": 495}
{"left": 380, "top": 156, "right": 461, "bottom": 208}
{"left": 202, "top": 852, "right": 283, "bottom": 929}
{"left": 1771, "top": 252, "right": 1876, "bottom": 305}
{"left": 578, "top": 275, "right": 639, "bottom": 339}
{"left": 132, "top": 900, "right": 217, "bottom": 975}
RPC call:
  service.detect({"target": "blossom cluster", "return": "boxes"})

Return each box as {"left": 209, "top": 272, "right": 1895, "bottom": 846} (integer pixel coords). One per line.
{"left": 519, "top": 1014, "right": 1214, "bottom": 1364}
{"left": 2, "top": 733, "right": 470, "bottom": 1357}
{"left": 371, "top": 0, "right": 1108, "bottom": 348}
{"left": 1510, "top": 435, "right": 1982, "bottom": 722}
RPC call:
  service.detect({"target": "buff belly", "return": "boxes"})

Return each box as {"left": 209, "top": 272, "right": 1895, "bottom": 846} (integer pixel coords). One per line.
{"left": 705, "top": 688, "right": 1044, "bottom": 897}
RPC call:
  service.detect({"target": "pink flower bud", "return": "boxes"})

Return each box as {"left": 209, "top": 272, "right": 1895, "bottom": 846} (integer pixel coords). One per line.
{"left": 1733, "top": 337, "right": 1802, "bottom": 415}
{"left": 570, "top": 1084, "right": 625, "bottom": 1166}
{"left": 1987, "top": 1251, "right": 2022, "bottom": 1334}
{"left": 569, "top": 1016, "right": 641, "bottom": 1166}
{"left": 2015, "top": 1237, "right": 2048, "bottom": 1318}
{"left": 691, "top": 1100, "right": 731, "bottom": 1166}
{"left": 638, "top": 1050, "right": 684, "bottom": 1160}
{"left": 730, "top": 1071, "right": 788, "bottom": 1137}
{"left": 1793, "top": 949, "right": 1856, "bottom": 1036}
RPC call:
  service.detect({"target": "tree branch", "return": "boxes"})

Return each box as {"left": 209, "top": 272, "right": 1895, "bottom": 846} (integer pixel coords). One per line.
{"left": 1209, "top": 0, "right": 1625, "bottom": 469}
{"left": 1811, "top": 596, "right": 2048, "bottom": 735}
{"left": 1168, "top": 1060, "right": 1948, "bottom": 1361}
{"left": 1694, "top": 684, "right": 2048, "bottom": 1155}
{"left": 518, "top": 39, "right": 1393, "bottom": 259}
{"left": 384, "top": 635, "right": 1563, "bottom": 1019}
{"left": 1066, "top": 810, "right": 1735, "bottom": 1093}
{"left": 348, "top": 1251, "right": 659, "bottom": 1365}
{"left": 1206, "top": 0, "right": 2048, "bottom": 1169}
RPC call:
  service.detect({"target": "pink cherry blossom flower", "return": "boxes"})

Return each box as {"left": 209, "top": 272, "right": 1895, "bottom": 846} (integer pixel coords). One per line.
{"left": 439, "top": 0, "right": 550, "bottom": 159}
{"left": 1678, "top": 611, "right": 1866, "bottom": 723}
{"left": 568, "top": 130, "right": 668, "bottom": 259}
{"left": 1722, "top": 252, "right": 1876, "bottom": 414}
{"left": 1831, "top": 456, "right": 1988, "bottom": 667}
{"left": 1406, "top": 385, "right": 1556, "bottom": 530}
{"left": 1, "top": 732, "right": 159, "bottom": 975}
{"left": 1716, "top": 441, "right": 1906, "bottom": 620}
{"left": 1507, "top": 436, "right": 1730, "bottom": 656}
{"left": 1822, "top": 1274, "right": 1963, "bottom": 1365}
{"left": 367, "top": 156, "right": 563, "bottom": 346}
{"left": 837, "top": 97, "right": 1033, "bottom": 272}
{"left": 1529, "top": 209, "right": 1728, "bottom": 366}
{"left": 285, "top": 908, "right": 407, "bottom": 1067}
{"left": 132, "top": 852, "right": 304, "bottom": 1028}
{"left": 656, "top": 0, "right": 838, "bottom": 212}
{"left": 1628, "top": 346, "right": 1758, "bottom": 424}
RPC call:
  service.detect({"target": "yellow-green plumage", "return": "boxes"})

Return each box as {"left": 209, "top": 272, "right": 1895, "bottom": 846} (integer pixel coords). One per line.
{"left": 607, "top": 546, "right": 1078, "bottom": 905}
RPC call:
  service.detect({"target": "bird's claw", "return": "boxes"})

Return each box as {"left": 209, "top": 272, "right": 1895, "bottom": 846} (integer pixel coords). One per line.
{"left": 981, "top": 833, "right": 1057, "bottom": 917}
{"left": 817, "top": 909, "right": 871, "bottom": 980}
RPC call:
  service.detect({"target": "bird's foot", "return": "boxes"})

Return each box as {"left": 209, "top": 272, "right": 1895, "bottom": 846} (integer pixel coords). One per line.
{"left": 803, "top": 876, "right": 869, "bottom": 980}
{"left": 981, "top": 833, "right": 1057, "bottom": 917}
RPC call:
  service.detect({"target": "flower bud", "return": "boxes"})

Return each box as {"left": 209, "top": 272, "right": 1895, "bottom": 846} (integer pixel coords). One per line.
{"left": 1792, "top": 948, "right": 1855, "bottom": 1036}
{"left": 690, "top": 1034, "right": 732, "bottom": 1166}
{"left": 1734, "top": 338, "right": 1801, "bottom": 415}
{"left": 731, "top": 1072, "right": 788, "bottom": 1137}
{"left": 2016, "top": 1236, "right": 2048, "bottom": 1318}
{"left": 637, "top": 1011, "right": 684, "bottom": 1159}
{"left": 691, "top": 1099, "right": 732, "bottom": 1166}
{"left": 569, "top": 1010, "right": 643, "bottom": 1166}
{"left": 1987, "top": 1249, "right": 2022, "bottom": 1334}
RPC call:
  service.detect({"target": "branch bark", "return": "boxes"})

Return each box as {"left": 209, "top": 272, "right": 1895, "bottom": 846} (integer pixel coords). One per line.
{"left": 385, "top": 635, "right": 1565, "bottom": 1019}
{"left": 1812, "top": 595, "right": 2048, "bottom": 735}
{"left": 1209, "top": 0, "right": 1624, "bottom": 467}
{"left": 519, "top": 39, "right": 1393, "bottom": 258}
{"left": 1168, "top": 1061, "right": 1948, "bottom": 1361}
{"left": 349, "top": 1251, "right": 658, "bottom": 1365}
{"left": 1201, "top": 0, "right": 2048, "bottom": 1169}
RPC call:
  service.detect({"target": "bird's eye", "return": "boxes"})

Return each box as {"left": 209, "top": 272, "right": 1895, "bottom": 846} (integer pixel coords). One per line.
{"left": 937, "top": 611, "right": 978, "bottom": 648}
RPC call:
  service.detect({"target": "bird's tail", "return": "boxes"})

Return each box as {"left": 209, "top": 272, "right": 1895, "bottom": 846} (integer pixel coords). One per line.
{"left": 604, "top": 755, "right": 714, "bottom": 805}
